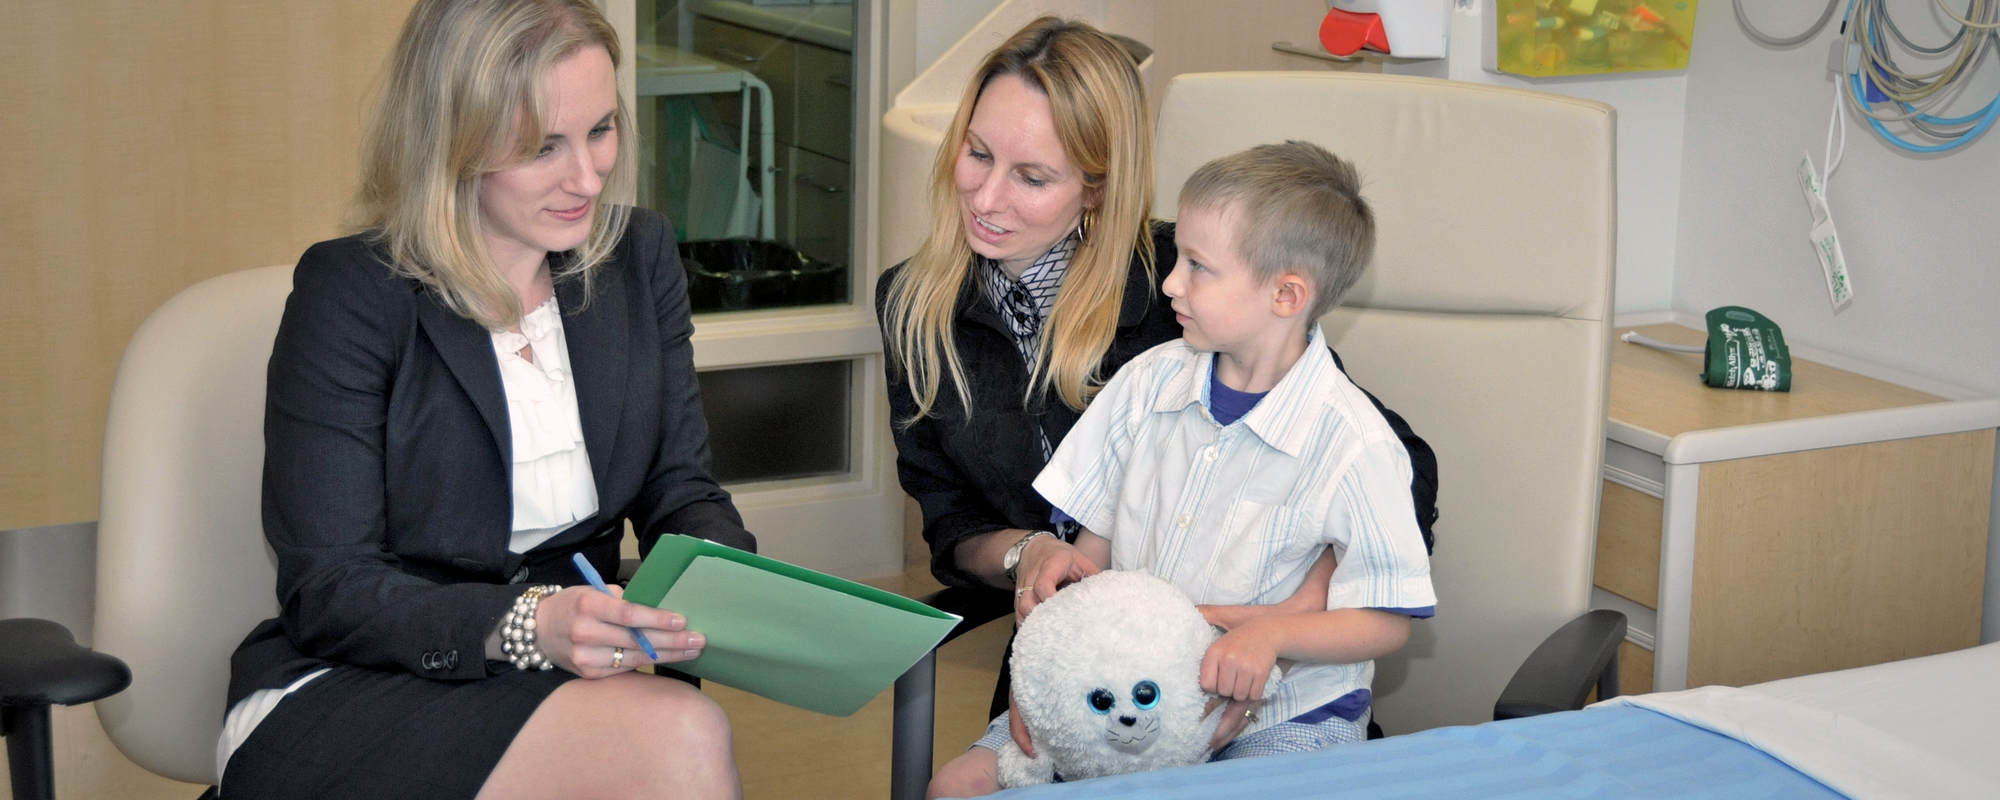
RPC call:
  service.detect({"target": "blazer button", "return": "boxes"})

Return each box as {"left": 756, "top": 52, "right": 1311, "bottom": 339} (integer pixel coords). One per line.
{"left": 445, "top": 650, "right": 460, "bottom": 669}
{"left": 420, "top": 651, "right": 435, "bottom": 670}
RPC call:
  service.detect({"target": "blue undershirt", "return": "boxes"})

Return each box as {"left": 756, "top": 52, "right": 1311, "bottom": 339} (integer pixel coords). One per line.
{"left": 1206, "top": 355, "right": 1268, "bottom": 426}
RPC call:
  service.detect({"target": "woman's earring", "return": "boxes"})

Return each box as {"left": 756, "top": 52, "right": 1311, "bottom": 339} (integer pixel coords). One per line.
{"left": 1078, "top": 208, "right": 1094, "bottom": 243}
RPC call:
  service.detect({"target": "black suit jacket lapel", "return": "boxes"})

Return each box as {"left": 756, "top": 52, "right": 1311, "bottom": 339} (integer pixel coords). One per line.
{"left": 558, "top": 266, "right": 628, "bottom": 505}
{"left": 418, "top": 297, "right": 512, "bottom": 467}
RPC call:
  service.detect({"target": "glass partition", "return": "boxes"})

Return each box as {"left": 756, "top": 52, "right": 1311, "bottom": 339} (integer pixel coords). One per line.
{"left": 635, "top": 0, "right": 857, "bottom": 313}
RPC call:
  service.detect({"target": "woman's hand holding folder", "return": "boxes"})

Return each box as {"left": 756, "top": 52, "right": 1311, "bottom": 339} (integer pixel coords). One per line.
{"left": 531, "top": 585, "right": 706, "bottom": 678}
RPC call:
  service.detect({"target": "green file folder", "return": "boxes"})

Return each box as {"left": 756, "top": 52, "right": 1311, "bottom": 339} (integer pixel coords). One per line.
{"left": 622, "top": 535, "right": 962, "bottom": 716}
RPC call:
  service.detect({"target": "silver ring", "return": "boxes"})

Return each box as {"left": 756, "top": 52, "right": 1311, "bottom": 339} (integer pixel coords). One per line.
{"left": 1244, "top": 709, "right": 1258, "bottom": 723}
{"left": 611, "top": 646, "right": 625, "bottom": 670}
{"left": 1015, "top": 587, "right": 1032, "bottom": 598}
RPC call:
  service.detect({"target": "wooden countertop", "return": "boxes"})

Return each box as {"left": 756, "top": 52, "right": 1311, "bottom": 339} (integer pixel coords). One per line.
{"left": 1610, "top": 322, "right": 1945, "bottom": 440}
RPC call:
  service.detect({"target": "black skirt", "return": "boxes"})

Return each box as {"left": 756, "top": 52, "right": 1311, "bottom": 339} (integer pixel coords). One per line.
{"left": 220, "top": 664, "right": 575, "bottom": 799}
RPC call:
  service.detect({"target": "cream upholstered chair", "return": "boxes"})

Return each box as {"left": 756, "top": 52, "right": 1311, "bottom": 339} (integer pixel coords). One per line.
{"left": 1152, "top": 71, "right": 1617, "bottom": 735}
{"left": 93, "top": 265, "right": 293, "bottom": 789}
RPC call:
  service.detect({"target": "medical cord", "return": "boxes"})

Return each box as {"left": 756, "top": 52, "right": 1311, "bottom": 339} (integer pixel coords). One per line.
{"left": 1931, "top": 0, "right": 2000, "bottom": 28}
{"left": 1851, "top": 2, "right": 1992, "bottom": 99}
{"left": 1851, "top": 1, "right": 1987, "bottom": 105}
{"left": 1735, "top": 0, "right": 1843, "bottom": 47}
{"left": 1837, "top": 0, "right": 2000, "bottom": 152}
{"left": 1876, "top": 0, "right": 1970, "bottom": 54}
{"left": 1824, "top": 77, "right": 1847, "bottom": 195}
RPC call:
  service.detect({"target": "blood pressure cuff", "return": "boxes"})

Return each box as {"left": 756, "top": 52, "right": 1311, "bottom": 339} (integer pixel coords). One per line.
{"left": 1703, "top": 306, "right": 1791, "bottom": 392}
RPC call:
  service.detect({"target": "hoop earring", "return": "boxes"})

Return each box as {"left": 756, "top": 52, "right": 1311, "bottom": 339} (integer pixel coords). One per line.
{"left": 1077, "top": 208, "right": 1095, "bottom": 243}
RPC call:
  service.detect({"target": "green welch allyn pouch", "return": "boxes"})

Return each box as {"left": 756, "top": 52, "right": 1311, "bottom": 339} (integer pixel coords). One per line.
{"left": 1621, "top": 306, "right": 1793, "bottom": 392}
{"left": 1702, "top": 306, "right": 1791, "bottom": 391}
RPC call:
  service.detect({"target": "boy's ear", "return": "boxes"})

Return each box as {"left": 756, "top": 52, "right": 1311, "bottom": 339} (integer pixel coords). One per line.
{"left": 1270, "top": 272, "right": 1313, "bottom": 319}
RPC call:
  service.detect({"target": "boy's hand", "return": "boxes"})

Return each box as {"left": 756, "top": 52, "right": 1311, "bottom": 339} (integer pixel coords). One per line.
{"left": 1201, "top": 618, "right": 1282, "bottom": 702}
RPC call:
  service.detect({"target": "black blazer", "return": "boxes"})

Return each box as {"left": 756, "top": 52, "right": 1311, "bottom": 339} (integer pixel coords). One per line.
{"left": 228, "top": 208, "right": 752, "bottom": 707}
{"left": 877, "top": 222, "right": 1439, "bottom": 590}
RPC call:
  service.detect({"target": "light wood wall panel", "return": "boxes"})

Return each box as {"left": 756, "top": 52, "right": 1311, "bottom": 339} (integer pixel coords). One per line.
{"left": 1, "top": 1, "right": 414, "bottom": 528}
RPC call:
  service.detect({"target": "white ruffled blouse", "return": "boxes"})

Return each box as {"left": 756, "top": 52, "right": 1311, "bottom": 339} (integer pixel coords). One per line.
{"left": 491, "top": 296, "right": 599, "bottom": 553}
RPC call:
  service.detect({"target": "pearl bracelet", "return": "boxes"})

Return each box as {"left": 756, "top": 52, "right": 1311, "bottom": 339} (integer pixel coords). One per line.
{"left": 500, "top": 584, "right": 562, "bottom": 671}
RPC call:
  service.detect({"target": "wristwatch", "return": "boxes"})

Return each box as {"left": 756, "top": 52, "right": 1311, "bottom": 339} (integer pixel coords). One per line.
{"left": 1002, "top": 530, "right": 1054, "bottom": 584}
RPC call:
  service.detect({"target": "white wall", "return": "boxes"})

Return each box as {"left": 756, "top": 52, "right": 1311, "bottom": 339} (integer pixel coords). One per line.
{"left": 881, "top": 0, "right": 1008, "bottom": 117}
{"left": 1385, "top": 5, "right": 1685, "bottom": 314}
{"left": 913, "top": 0, "right": 1005, "bottom": 78}
{"left": 1672, "top": 1, "right": 2000, "bottom": 643}
{"left": 1676, "top": 5, "right": 2000, "bottom": 394}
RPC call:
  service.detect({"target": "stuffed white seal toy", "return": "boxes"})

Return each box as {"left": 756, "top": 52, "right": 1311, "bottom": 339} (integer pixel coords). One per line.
{"left": 995, "top": 570, "right": 1281, "bottom": 787}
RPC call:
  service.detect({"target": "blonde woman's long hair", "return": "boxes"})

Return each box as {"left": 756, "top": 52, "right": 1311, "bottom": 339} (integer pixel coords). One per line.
{"left": 882, "top": 16, "right": 1155, "bottom": 423}
{"left": 353, "top": 0, "right": 636, "bottom": 330}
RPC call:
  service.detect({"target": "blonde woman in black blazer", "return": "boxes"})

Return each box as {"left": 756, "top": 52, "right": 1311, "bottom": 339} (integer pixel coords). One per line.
{"left": 221, "top": 2, "right": 748, "bottom": 797}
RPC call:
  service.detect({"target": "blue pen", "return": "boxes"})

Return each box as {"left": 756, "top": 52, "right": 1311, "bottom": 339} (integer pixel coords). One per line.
{"left": 571, "top": 552, "right": 661, "bottom": 661}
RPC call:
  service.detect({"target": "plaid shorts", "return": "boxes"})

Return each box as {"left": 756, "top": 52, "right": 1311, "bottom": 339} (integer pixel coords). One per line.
{"left": 1209, "top": 713, "right": 1365, "bottom": 760}
{"left": 970, "top": 708, "right": 1365, "bottom": 760}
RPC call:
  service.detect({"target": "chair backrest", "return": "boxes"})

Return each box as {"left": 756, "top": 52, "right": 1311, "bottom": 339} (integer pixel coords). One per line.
{"left": 93, "top": 265, "right": 293, "bottom": 784}
{"left": 1154, "top": 72, "right": 1615, "bottom": 734}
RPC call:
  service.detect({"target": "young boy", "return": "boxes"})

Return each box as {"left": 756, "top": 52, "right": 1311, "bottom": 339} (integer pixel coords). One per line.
{"left": 1033, "top": 140, "right": 1436, "bottom": 759}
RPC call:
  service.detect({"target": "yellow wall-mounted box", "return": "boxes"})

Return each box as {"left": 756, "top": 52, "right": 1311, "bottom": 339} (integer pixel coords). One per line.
{"left": 1486, "top": 0, "right": 1698, "bottom": 77}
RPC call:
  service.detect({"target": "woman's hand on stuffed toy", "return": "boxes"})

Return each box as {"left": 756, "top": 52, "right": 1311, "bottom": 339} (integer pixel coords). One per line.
{"left": 1203, "top": 697, "right": 1260, "bottom": 751}
{"left": 1013, "top": 537, "right": 1098, "bottom": 622}
{"left": 1200, "top": 620, "right": 1282, "bottom": 701}
{"left": 1006, "top": 691, "right": 1037, "bottom": 758}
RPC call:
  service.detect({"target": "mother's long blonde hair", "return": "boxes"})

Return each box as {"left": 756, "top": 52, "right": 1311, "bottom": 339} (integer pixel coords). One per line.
{"left": 881, "top": 16, "right": 1154, "bottom": 422}
{"left": 352, "top": 0, "right": 636, "bottom": 330}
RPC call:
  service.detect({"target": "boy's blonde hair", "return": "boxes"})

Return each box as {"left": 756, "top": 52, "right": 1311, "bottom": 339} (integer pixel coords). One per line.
{"left": 351, "top": 0, "right": 636, "bottom": 330}
{"left": 881, "top": 16, "right": 1154, "bottom": 422}
{"left": 1178, "top": 140, "right": 1373, "bottom": 319}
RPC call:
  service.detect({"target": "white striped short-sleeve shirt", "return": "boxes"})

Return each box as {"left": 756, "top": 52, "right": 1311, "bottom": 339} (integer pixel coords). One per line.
{"left": 1032, "top": 324, "right": 1435, "bottom": 735}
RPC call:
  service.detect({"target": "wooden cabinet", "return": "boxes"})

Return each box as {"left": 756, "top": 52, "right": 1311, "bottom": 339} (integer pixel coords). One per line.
{"left": 1594, "top": 317, "right": 1998, "bottom": 694}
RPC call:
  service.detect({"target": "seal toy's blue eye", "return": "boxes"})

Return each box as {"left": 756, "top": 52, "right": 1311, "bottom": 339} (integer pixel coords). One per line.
{"left": 1088, "top": 688, "right": 1116, "bottom": 714}
{"left": 1131, "top": 680, "right": 1159, "bottom": 710}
